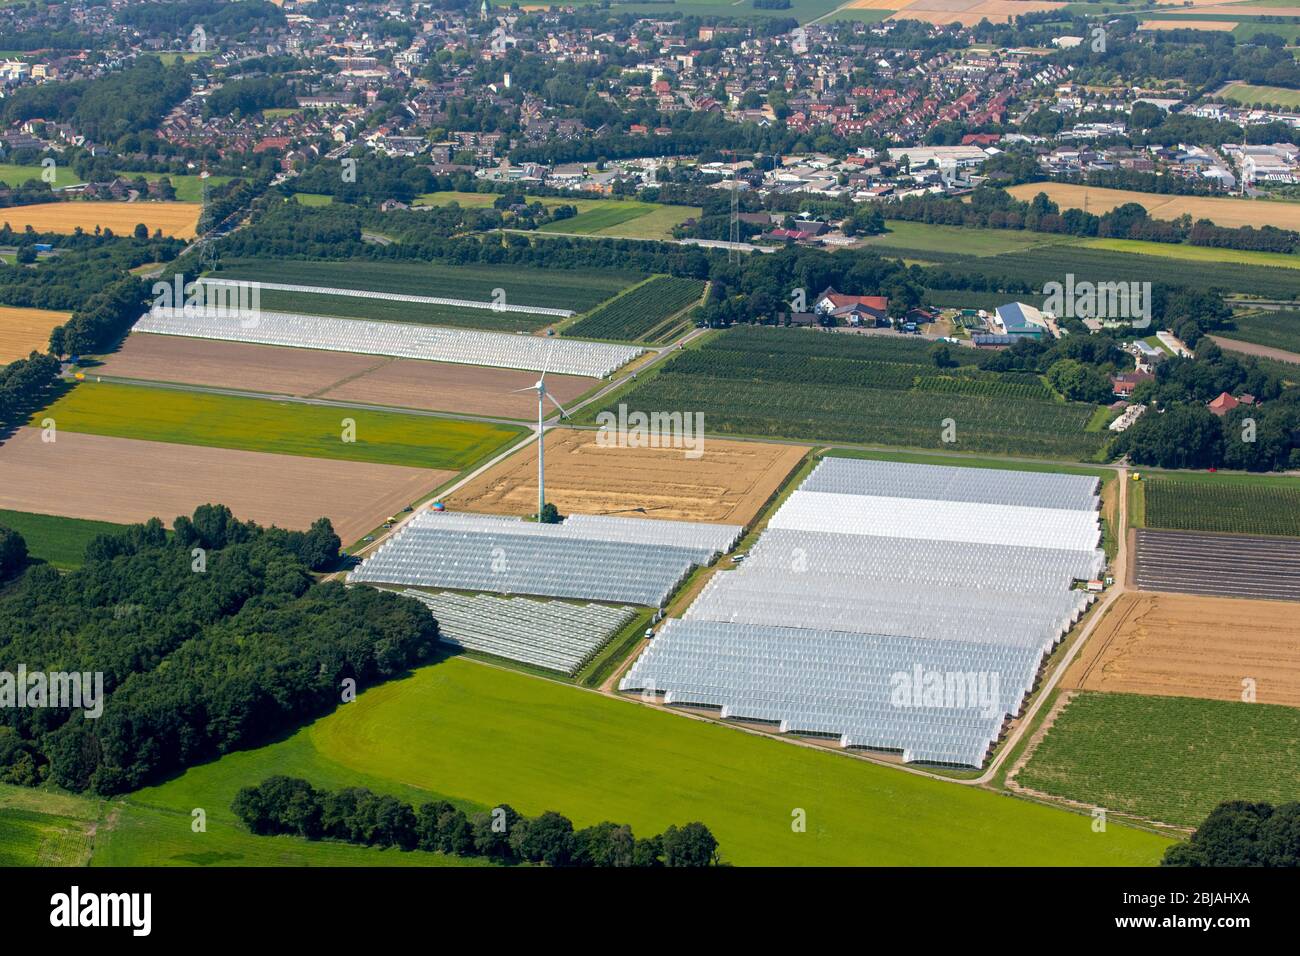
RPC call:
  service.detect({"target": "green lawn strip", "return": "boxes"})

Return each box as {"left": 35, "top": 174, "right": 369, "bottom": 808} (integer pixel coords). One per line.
{"left": 0, "top": 509, "right": 131, "bottom": 570}
{"left": 37, "top": 382, "right": 525, "bottom": 470}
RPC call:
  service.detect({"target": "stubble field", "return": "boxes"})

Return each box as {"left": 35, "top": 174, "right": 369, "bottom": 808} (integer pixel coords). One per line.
{"left": 0, "top": 201, "right": 202, "bottom": 238}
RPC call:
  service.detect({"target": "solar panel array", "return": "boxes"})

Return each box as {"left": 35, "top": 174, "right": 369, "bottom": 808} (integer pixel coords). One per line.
{"left": 198, "top": 277, "right": 573, "bottom": 317}
{"left": 136, "top": 306, "right": 642, "bottom": 378}
{"left": 401, "top": 589, "right": 635, "bottom": 675}
{"left": 621, "top": 457, "right": 1105, "bottom": 767}
{"left": 348, "top": 510, "right": 740, "bottom": 606}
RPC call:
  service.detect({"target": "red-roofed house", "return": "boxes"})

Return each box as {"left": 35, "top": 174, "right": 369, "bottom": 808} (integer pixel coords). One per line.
{"left": 814, "top": 287, "right": 890, "bottom": 326}
{"left": 1207, "top": 392, "right": 1240, "bottom": 417}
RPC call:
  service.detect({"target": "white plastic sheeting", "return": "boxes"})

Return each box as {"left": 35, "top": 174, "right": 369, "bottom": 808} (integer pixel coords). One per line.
{"left": 620, "top": 456, "right": 1108, "bottom": 767}
{"left": 136, "top": 306, "right": 642, "bottom": 378}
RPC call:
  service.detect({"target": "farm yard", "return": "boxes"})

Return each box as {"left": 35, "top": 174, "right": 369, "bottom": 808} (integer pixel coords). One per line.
{"left": 1016, "top": 691, "right": 1300, "bottom": 828}
{"left": 582, "top": 327, "right": 1108, "bottom": 459}
{"left": 37, "top": 382, "right": 524, "bottom": 470}
{"left": 94, "top": 334, "right": 599, "bottom": 419}
{"left": 1065, "top": 592, "right": 1300, "bottom": 706}
{"left": 444, "top": 427, "right": 808, "bottom": 524}
{"left": 93, "top": 658, "right": 1171, "bottom": 867}
{"left": 1140, "top": 475, "right": 1300, "bottom": 537}
{"left": 1005, "top": 182, "right": 1300, "bottom": 231}
{"left": 0, "top": 200, "right": 202, "bottom": 238}
{"left": 212, "top": 258, "right": 642, "bottom": 314}
{"left": 0, "top": 427, "right": 448, "bottom": 545}
{"left": 1133, "top": 528, "right": 1300, "bottom": 601}
{"left": 563, "top": 276, "right": 705, "bottom": 341}
{"left": 0, "top": 305, "right": 71, "bottom": 363}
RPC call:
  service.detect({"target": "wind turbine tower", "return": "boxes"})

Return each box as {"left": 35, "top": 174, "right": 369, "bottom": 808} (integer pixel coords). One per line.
{"left": 513, "top": 345, "right": 569, "bottom": 521}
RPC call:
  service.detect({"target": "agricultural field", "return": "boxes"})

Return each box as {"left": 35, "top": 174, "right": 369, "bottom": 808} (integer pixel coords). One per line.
{"left": 0, "top": 509, "right": 130, "bottom": 570}
{"left": 417, "top": 191, "right": 701, "bottom": 241}
{"left": 0, "top": 427, "right": 448, "bottom": 545}
{"left": 38, "top": 382, "right": 524, "bottom": 470}
{"left": 213, "top": 258, "right": 641, "bottom": 313}
{"left": 1134, "top": 528, "right": 1300, "bottom": 601}
{"left": 861, "top": 220, "right": 1076, "bottom": 257}
{"left": 1142, "top": 475, "right": 1300, "bottom": 537}
{"left": 931, "top": 242, "right": 1300, "bottom": 300}
{"left": 564, "top": 276, "right": 705, "bottom": 341}
{"left": 292, "top": 192, "right": 334, "bottom": 206}
{"left": 1065, "top": 592, "right": 1300, "bottom": 705}
{"left": 94, "top": 658, "right": 1170, "bottom": 866}
{"left": 251, "top": 288, "right": 555, "bottom": 333}
{"left": 1006, "top": 182, "right": 1300, "bottom": 231}
{"left": 1216, "top": 310, "right": 1300, "bottom": 356}
{"left": 0, "top": 785, "right": 101, "bottom": 867}
{"left": 97, "top": 333, "right": 596, "bottom": 420}
{"left": 581, "top": 327, "right": 1107, "bottom": 460}
{"left": 0, "top": 200, "right": 201, "bottom": 238}
{"left": 445, "top": 427, "right": 808, "bottom": 524}
{"left": 1017, "top": 691, "right": 1300, "bottom": 828}
{"left": 0, "top": 305, "right": 70, "bottom": 363}
{"left": 1081, "top": 237, "right": 1300, "bottom": 270}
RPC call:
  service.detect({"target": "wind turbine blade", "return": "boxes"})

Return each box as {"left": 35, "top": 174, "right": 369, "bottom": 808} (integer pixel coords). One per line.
{"left": 546, "top": 392, "right": 570, "bottom": 419}
{"left": 509, "top": 386, "right": 536, "bottom": 394}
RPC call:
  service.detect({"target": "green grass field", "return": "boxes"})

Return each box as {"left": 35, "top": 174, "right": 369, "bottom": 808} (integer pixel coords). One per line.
{"left": 94, "top": 657, "right": 1170, "bottom": 866}
{"left": 1219, "top": 82, "right": 1300, "bottom": 109}
{"left": 38, "top": 382, "right": 524, "bottom": 470}
{"left": 864, "top": 221, "right": 1074, "bottom": 257}
{"left": 0, "top": 785, "right": 103, "bottom": 866}
{"left": 415, "top": 191, "right": 698, "bottom": 241}
{"left": 0, "top": 163, "right": 81, "bottom": 189}
{"left": 293, "top": 193, "right": 334, "bottom": 206}
{"left": 1018, "top": 692, "right": 1300, "bottom": 828}
{"left": 1141, "top": 475, "right": 1300, "bottom": 537}
{"left": 115, "top": 171, "right": 234, "bottom": 204}
{"left": 0, "top": 509, "right": 130, "bottom": 570}
{"left": 1082, "top": 238, "right": 1300, "bottom": 271}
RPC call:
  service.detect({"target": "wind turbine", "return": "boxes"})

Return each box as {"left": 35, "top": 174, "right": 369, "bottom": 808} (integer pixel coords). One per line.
{"left": 513, "top": 343, "right": 569, "bottom": 522}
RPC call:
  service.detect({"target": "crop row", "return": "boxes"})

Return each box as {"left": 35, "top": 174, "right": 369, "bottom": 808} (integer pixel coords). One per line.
{"left": 705, "top": 326, "right": 988, "bottom": 366}
{"left": 1144, "top": 478, "right": 1300, "bottom": 537}
{"left": 914, "top": 373, "right": 1054, "bottom": 402}
{"left": 1218, "top": 311, "right": 1300, "bottom": 356}
{"left": 564, "top": 276, "right": 705, "bottom": 341}
{"left": 613, "top": 371, "right": 1105, "bottom": 459}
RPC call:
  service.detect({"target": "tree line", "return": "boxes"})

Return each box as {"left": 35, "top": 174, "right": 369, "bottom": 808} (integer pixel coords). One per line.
{"left": 1164, "top": 801, "right": 1300, "bottom": 867}
{"left": 233, "top": 776, "right": 721, "bottom": 867}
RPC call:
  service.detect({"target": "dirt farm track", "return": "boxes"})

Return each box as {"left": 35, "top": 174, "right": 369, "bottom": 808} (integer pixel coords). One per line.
{"left": 97, "top": 334, "right": 595, "bottom": 420}
{"left": 445, "top": 427, "right": 808, "bottom": 524}
{"left": 1065, "top": 591, "right": 1300, "bottom": 707}
{"left": 0, "top": 427, "right": 452, "bottom": 544}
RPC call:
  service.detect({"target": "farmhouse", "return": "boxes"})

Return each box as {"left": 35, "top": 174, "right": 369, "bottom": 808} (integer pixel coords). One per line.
{"left": 1111, "top": 370, "right": 1153, "bottom": 399}
{"left": 814, "top": 288, "right": 889, "bottom": 326}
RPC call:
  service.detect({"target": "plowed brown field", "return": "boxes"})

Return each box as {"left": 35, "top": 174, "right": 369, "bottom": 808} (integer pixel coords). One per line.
{"left": 1065, "top": 591, "right": 1300, "bottom": 707}
{"left": 97, "top": 334, "right": 596, "bottom": 419}
{"left": 0, "top": 427, "right": 451, "bottom": 544}
{"left": 444, "top": 427, "right": 807, "bottom": 524}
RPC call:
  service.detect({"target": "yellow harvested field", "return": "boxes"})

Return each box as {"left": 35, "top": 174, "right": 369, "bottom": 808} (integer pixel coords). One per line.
{"left": 0, "top": 305, "right": 69, "bottom": 362}
{"left": 445, "top": 427, "right": 808, "bottom": 525}
{"left": 1005, "top": 182, "right": 1300, "bottom": 231}
{"left": 1139, "top": 19, "right": 1238, "bottom": 30}
{"left": 889, "top": 0, "right": 1062, "bottom": 22}
{"left": 1169, "top": 2, "right": 1300, "bottom": 11}
{"left": 1065, "top": 592, "right": 1300, "bottom": 707}
{"left": 0, "top": 201, "right": 201, "bottom": 239}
